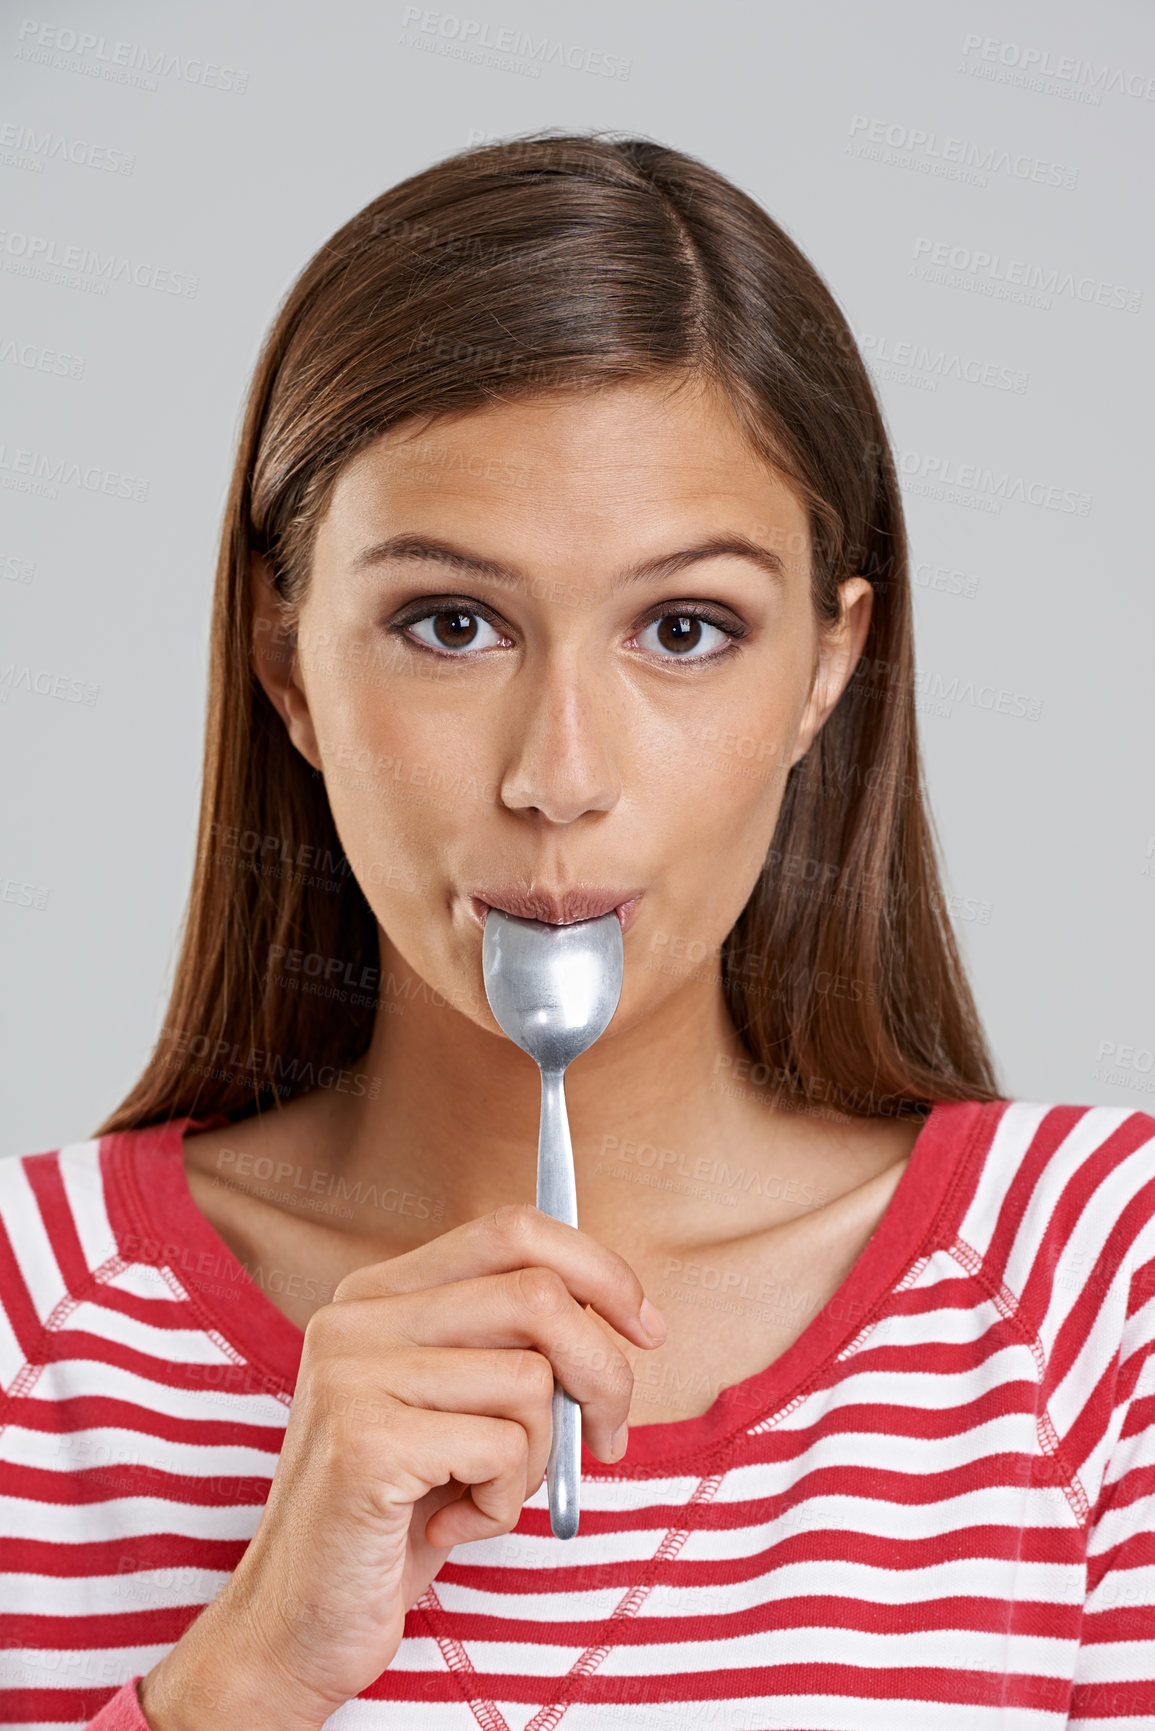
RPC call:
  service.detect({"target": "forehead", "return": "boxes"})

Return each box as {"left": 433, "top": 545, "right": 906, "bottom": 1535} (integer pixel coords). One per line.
{"left": 316, "top": 376, "right": 810, "bottom": 564}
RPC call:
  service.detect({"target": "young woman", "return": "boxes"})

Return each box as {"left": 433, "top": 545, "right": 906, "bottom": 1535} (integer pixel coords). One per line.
{"left": 2, "top": 130, "right": 1152, "bottom": 1731}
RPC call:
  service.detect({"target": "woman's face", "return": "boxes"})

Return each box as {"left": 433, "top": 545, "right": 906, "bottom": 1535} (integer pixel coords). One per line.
{"left": 256, "top": 374, "right": 871, "bottom": 1035}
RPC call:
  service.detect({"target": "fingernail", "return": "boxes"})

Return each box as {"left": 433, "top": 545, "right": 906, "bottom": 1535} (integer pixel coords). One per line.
{"left": 639, "top": 1298, "right": 667, "bottom": 1342}
{"left": 610, "top": 1422, "right": 628, "bottom": 1458}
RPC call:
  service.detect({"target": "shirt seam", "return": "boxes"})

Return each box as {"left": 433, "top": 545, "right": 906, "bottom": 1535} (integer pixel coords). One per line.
{"left": 0, "top": 1155, "right": 134, "bottom": 1440}
{"left": 107, "top": 1131, "right": 295, "bottom": 1406}
{"left": 415, "top": 1433, "right": 740, "bottom": 1731}
{"left": 604, "top": 1097, "right": 1001, "bottom": 1471}
{"left": 946, "top": 1233, "right": 1091, "bottom": 1529}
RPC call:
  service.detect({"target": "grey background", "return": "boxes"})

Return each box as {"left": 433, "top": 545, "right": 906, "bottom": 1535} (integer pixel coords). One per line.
{"left": 2, "top": 0, "right": 1153, "bottom": 1160}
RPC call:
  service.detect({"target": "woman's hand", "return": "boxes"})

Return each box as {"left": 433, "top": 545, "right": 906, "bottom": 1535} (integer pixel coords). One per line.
{"left": 137, "top": 1203, "right": 667, "bottom": 1731}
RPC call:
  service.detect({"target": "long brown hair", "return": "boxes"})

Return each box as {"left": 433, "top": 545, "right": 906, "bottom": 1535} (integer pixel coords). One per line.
{"left": 96, "top": 127, "right": 1001, "bottom": 1136}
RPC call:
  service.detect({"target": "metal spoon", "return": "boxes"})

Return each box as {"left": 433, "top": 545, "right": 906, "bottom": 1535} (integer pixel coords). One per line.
{"left": 480, "top": 906, "right": 625, "bottom": 1539}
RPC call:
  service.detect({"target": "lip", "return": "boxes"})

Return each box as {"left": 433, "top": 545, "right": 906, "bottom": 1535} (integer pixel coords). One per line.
{"left": 469, "top": 887, "right": 644, "bottom": 935}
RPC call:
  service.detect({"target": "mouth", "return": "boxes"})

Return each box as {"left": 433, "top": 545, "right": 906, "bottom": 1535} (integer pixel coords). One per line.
{"left": 468, "top": 887, "right": 644, "bottom": 935}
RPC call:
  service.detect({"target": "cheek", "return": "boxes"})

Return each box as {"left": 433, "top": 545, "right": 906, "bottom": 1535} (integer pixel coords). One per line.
{"left": 687, "top": 717, "right": 795, "bottom": 789}
{"left": 306, "top": 663, "right": 494, "bottom": 911}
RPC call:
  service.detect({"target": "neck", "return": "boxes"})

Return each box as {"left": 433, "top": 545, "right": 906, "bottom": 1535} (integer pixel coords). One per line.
{"left": 278, "top": 931, "right": 861, "bottom": 1258}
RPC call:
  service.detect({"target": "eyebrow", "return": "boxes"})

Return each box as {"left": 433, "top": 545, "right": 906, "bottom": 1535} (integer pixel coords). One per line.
{"left": 349, "top": 532, "right": 786, "bottom": 589}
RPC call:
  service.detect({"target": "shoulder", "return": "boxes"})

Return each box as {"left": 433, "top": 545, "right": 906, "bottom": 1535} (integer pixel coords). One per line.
{"left": 0, "top": 1131, "right": 108, "bottom": 1223}
{"left": 953, "top": 1099, "right": 1155, "bottom": 1309}
{"left": 962, "top": 1099, "right": 1155, "bottom": 1219}
{"left": 0, "top": 1134, "right": 115, "bottom": 1334}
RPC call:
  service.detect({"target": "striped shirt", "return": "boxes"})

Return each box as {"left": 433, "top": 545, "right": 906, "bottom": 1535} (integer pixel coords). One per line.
{"left": 1, "top": 1097, "right": 1154, "bottom": 1729}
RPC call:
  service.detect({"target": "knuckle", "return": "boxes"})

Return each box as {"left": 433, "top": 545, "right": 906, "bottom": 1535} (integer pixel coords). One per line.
{"left": 306, "top": 1352, "right": 351, "bottom": 1418}
{"left": 489, "top": 1200, "right": 541, "bottom": 1245}
{"left": 498, "top": 1420, "right": 530, "bottom": 1469}
{"left": 304, "top": 1295, "right": 360, "bottom": 1355}
{"left": 302, "top": 1302, "right": 338, "bottom": 1355}
{"left": 332, "top": 1269, "right": 366, "bottom": 1304}
{"left": 515, "top": 1264, "right": 569, "bottom": 1318}
{"left": 510, "top": 1348, "right": 555, "bottom": 1399}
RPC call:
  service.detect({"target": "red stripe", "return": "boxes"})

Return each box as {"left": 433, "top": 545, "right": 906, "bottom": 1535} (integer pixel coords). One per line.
{"left": 740, "top": 1379, "right": 1051, "bottom": 1446}
{"left": 1, "top": 1458, "right": 272, "bottom": 1508}
{"left": 1041, "top": 1126, "right": 1155, "bottom": 1392}
{"left": 0, "top": 1533, "right": 247, "bottom": 1577}
{"left": 441, "top": 1520, "right": 1082, "bottom": 1598}
{"left": 983, "top": 1104, "right": 1089, "bottom": 1292}
{"left": 0, "top": 1687, "right": 141, "bottom": 1725}
{"left": 408, "top": 1589, "right": 1086, "bottom": 1648}
{"left": 0, "top": 1210, "right": 45, "bottom": 1370}
{"left": 7, "top": 1391, "right": 286, "bottom": 1452}
{"left": 358, "top": 1659, "right": 1074, "bottom": 1709}
{"left": 0, "top": 1603, "right": 204, "bottom": 1649}
{"left": 21, "top": 1154, "right": 92, "bottom": 1298}
{"left": 1070, "top": 1678, "right": 1155, "bottom": 1716}
{"left": 1120, "top": 1386, "right": 1155, "bottom": 1440}
{"left": 22, "top": 1324, "right": 286, "bottom": 1401}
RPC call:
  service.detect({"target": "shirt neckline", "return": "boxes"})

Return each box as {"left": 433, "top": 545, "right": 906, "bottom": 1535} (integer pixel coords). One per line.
{"left": 101, "top": 1096, "right": 1005, "bottom": 1474}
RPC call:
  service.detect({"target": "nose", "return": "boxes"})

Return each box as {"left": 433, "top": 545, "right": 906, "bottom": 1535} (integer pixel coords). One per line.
{"left": 497, "top": 652, "right": 621, "bottom": 823}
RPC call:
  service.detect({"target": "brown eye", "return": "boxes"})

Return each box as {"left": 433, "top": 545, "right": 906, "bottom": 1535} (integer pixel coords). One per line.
{"left": 432, "top": 610, "right": 478, "bottom": 648}
{"left": 405, "top": 609, "right": 506, "bottom": 654}
{"left": 637, "top": 613, "right": 734, "bottom": 660}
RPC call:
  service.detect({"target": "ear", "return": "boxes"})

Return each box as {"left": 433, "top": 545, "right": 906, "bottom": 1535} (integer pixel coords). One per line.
{"left": 249, "top": 551, "right": 323, "bottom": 772}
{"left": 789, "top": 576, "right": 874, "bottom": 767}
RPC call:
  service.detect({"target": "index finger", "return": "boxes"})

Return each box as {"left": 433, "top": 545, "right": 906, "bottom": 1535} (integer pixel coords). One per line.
{"left": 332, "top": 1201, "right": 666, "bottom": 1349}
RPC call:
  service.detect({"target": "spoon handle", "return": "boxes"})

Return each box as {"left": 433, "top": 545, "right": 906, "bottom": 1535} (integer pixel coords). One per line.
{"left": 537, "top": 1067, "right": 580, "bottom": 1539}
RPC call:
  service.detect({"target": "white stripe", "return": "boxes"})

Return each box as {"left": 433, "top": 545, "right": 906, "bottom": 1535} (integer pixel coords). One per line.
{"left": 722, "top": 1414, "right": 1057, "bottom": 1480}
{"left": 677, "top": 1483, "right": 1080, "bottom": 1556}
{"left": 560, "top": 1697, "right": 1053, "bottom": 1731}
{"left": 1085, "top": 1560, "right": 1155, "bottom": 1613}
{"left": 103, "top": 1259, "right": 186, "bottom": 1301}
{"left": 956, "top": 1099, "right": 1052, "bottom": 1257}
{"left": 1056, "top": 1285, "right": 1155, "bottom": 1495}
{"left": 1053, "top": 1230, "right": 1155, "bottom": 1429}
{"left": 588, "top": 1624, "right": 1076, "bottom": 1676}
{"left": 1071, "top": 1638, "right": 1155, "bottom": 1683}
{"left": 19, "top": 1347, "right": 290, "bottom": 1422}
{"left": 0, "top": 1284, "right": 25, "bottom": 1394}
{"left": 57, "top": 1138, "right": 119, "bottom": 1274}
{"left": 3, "top": 1644, "right": 175, "bottom": 1693}
{"left": 0, "top": 1565, "right": 230, "bottom": 1616}
{"left": 0, "top": 1158, "right": 67, "bottom": 1324}
{"left": 433, "top": 1555, "right": 1082, "bottom": 1618}
{"left": 766, "top": 1347, "right": 1041, "bottom": 1419}
{"left": 1000, "top": 1108, "right": 1136, "bottom": 1302}
{"left": 1087, "top": 1488, "right": 1155, "bottom": 1555}
{"left": 60, "top": 1297, "right": 260, "bottom": 1364}
{"left": 0, "top": 1490, "right": 265, "bottom": 1542}
{"left": 0, "top": 1422, "right": 281, "bottom": 1481}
